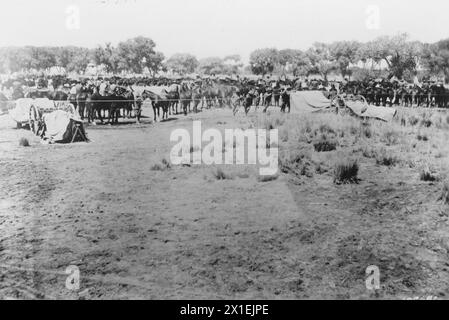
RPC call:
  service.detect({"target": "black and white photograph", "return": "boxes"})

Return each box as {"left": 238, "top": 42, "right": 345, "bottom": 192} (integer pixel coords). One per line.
{"left": 0, "top": 0, "right": 448, "bottom": 304}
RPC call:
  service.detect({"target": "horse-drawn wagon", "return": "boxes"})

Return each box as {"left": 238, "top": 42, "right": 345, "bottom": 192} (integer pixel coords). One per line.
{"left": 10, "top": 98, "right": 87, "bottom": 143}
{"left": 10, "top": 98, "right": 76, "bottom": 132}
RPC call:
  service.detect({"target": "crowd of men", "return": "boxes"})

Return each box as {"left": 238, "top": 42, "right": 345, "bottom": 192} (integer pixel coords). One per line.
{"left": 1, "top": 74, "right": 448, "bottom": 122}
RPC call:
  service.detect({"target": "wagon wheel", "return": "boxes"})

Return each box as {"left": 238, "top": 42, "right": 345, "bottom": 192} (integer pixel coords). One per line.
{"left": 29, "top": 105, "right": 39, "bottom": 135}
{"left": 352, "top": 94, "right": 368, "bottom": 105}
{"left": 352, "top": 95, "right": 369, "bottom": 114}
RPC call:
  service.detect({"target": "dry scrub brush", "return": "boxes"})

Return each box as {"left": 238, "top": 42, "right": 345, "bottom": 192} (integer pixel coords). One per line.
{"left": 19, "top": 137, "right": 30, "bottom": 147}
{"left": 313, "top": 135, "right": 338, "bottom": 152}
{"left": 279, "top": 147, "right": 315, "bottom": 178}
{"left": 257, "top": 174, "right": 279, "bottom": 182}
{"left": 375, "top": 148, "right": 400, "bottom": 167}
{"left": 333, "top": 157, "right": 359, "bottom": 184}
{"left": 151, "top": 158, "right": 171, "bottom": 171}
{"left": 211, "top": 166, "right": 234, "bottom": 180}
{"left": 419, "top": 165, "right": 439, "bottom": 182}
{"left": 439, "top": 179, "right": 449, "bottom": 204}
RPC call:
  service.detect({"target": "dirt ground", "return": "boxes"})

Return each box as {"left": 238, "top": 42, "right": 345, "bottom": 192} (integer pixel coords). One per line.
{"left": 1, "top": 104, "right": 449, "bottom": 300}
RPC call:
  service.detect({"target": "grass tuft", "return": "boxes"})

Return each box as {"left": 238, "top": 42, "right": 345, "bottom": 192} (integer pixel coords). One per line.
{"left": 19, "top": 138, "right": 30, "bottom": 147}
{"left": 375, "top": 148, "right": 399, "bottom": 167}
{"left": 151, "top": 158, "right": 171, "bottom": 171}
{"left": 212, "top": 167, "right": 233, "bottom": 180}
{"left": 333, "top": 158, "right": 359, "bottom": 184}
{"left": 439, "top": 179, "right": 449, "bottom": 204}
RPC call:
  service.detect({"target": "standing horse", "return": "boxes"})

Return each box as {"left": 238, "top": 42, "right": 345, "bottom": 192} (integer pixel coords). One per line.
{"left": 179, "top": 82, "right": 192, "bottom": 116}
{"left": 113, "top": 86, "right": 135, "bottom": 120}
{"left": 166, "top": 84, "right": 180, "bottom": 115}
{"left": 142, "top": 90, "right": 170, "bottom": 122}
{"left": 191, "top": 83, "right": 202, "bottom": 113}
{"left": 87, "top": 87, "right": 122, "bottom": 124}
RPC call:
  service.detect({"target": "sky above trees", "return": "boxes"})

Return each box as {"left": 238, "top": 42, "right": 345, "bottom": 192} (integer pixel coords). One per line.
{"left": 0, "top": 0, "right": 447, "bottom": 63}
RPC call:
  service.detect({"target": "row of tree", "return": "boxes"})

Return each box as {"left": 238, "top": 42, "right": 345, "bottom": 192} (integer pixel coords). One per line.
{"left": 0, "top": 36, "right": 244, "bottom": 77}
{"left": 1, "top": 34, "right": 448, "bottom": 82}
{"left": 249, "top": 34, "right": 449, "bottom": 82}
{"left": 0, "top": 37, "right": 165, "bottom": 76}
{"left": 166, "top": 54, "right": 243, "bottom": 76}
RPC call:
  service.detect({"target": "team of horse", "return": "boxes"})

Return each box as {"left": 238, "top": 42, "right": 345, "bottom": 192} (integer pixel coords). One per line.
{"left": 76, "top": 80, "right": 248, "bottom": 124}
{"left": 13, "top": 76, "right": 448, "bottom": 126}
{"left": 341, "top": 81, "right": 449, "bottom": 108}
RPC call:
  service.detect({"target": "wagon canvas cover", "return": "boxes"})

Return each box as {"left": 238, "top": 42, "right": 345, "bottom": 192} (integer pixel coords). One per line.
{"left": 42, "top": 110, "right": 86, "bottom": 143}
{"left": 9, "top": 98, "right": 34, "bottom": 123}
{"left": 9, "top": 98, "right": 57, "bottom": 124}
{"left": 290, "top": 91, "right": 397, "bottom": 122}
{"left": 345, "top": 101, "right": 397, "bottom": 122}
{"left": 290, "top": 91, "right": 333, "bottom": 113}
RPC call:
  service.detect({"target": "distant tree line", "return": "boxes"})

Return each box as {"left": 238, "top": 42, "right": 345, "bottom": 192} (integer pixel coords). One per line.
{"left": 0, "top": 36, "right": 165, "bottom": 76}
{"left": 1, "top": 34, "right": 448, "bottom": 82}
{"left": 249, "top": 34, "right": 449, "bottom": 82}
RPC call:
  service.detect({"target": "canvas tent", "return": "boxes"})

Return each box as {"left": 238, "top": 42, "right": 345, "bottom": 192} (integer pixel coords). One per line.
{"left": 289, "top": 91, "right": 397, "bottom": 122}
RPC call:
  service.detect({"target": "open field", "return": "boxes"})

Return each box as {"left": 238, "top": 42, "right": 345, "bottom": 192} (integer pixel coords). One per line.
{"left": 1, "top": 105, "right": 449, "bottom": 299}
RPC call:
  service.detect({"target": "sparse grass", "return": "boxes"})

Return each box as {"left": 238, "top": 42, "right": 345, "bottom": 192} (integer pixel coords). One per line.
{"left": 236, "top": 172, "right": 250, "bottom": 179}
{"left": 417, "top": 134, "right": 428, "bottom": 142}
{"left": 420, "top": 118, "right": 432, "bottom": 128}
{"left": 375, "top": 148, "right": 399, "bottom": 167}
{"left": 420, "top": 166, "right": 438, "bottom": 182}
{"left": 19, "top": 137, "right": 30, "bottom": 147}
{"left": 314, "top": 161, "right": 328, "bottom": 174}
{"left": 280, "top": 110, "right": 448, "bottom": 187}
{"left": 349, "top": 125, "right": 359, "bottom": 136}
{"left": 439, "top": 179, "right": 449, "bottom": 204}
{"left": 382, "top": 129, "right": 399, "bottom": 145}
{"left": 304, "top": 121, "right": 313, "bottom": 134}
{"left": 212, "top": 167, "right": 233, "bottom": 180}
{"left": 400, "top": 117, "right": 407, "bottom": 127}
{"left": 431, "top": 115, "right": 444, "bottom": 129}
{"left": 333, "top": 158, "right": 359, "bottom": 184}
{"left": 263, "top": 114, "right": 285, "bottom": 131}
{"left": 405, "top": 159, "right": 417, "bottom": 169}
{"left": 319, "top": 123, "right": 336, "bottom": 135}
{"left": 279, "top": 127, "right": 289, "bottom": 143}
{"left": 313, "top": 137, "right": 337, "bottom": 152}
{"left": 257, "top": 174, "right": 279, "bottom": 182}
{"left": 434, "top": 151, "right": 446, "bottom": 159}
{"left": 279, "top": 147, "right": 314, "bottom": 178}
{"left": 151, "top": 158, "right": 171, "bottom": 171}
{"left": 408, "top": 116, "right": 419, "bottom": 126}
{"left": 361, "top": 146, "right": 376, "bottom": 159}
{"left": 361, "top": 125, "right": 372, "bottom": 139}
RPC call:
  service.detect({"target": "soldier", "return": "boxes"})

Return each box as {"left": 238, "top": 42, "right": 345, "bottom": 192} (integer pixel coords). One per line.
{"left": 280, "top": 87, "right": 291, "bottom": 113}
